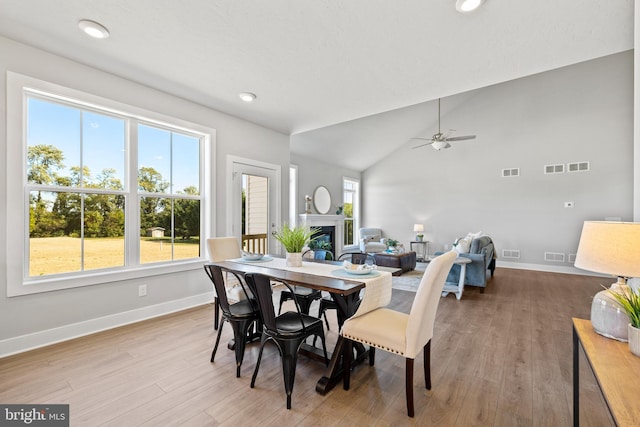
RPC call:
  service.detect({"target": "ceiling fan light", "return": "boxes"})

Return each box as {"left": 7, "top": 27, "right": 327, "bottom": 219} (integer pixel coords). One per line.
{"left": 432, "top": 140, "right": 448, "bottom": 151}
{"left": 456, "top": 0, "right": 484, "bottom": 13}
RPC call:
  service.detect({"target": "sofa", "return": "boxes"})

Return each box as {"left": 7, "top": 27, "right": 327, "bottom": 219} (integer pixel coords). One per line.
{"left": 435, "top": 235, "right": 496, "bottom": 292}
{"left": 358, "top": 227, "right": 387, "bottom": 253}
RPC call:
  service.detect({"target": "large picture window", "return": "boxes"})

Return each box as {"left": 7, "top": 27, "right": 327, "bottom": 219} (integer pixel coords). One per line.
{"left": 7, "top": 72, "right": 213, "bottom": 295}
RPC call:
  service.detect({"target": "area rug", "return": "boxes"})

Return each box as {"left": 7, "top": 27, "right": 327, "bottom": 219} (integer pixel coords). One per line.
{"left": 391, "top": 262, "right": 428, "bottom": 292}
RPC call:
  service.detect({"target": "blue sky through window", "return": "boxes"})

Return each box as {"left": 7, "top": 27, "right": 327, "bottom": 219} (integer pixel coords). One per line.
{"left": 28, "top": 97, "right": 200, "bottom": 193}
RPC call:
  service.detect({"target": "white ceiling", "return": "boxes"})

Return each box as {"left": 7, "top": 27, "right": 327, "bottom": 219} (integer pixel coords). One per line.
{"left": 0, "top": 1, "right": 633, "bottom": 171}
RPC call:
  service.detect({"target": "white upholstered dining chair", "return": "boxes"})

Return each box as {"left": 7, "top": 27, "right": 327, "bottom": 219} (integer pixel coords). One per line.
{"left": 206, "top": 237, "right": 243, "bottom": 330}
{"left": 340, "top": 250, "right": 457, "bottom": 417}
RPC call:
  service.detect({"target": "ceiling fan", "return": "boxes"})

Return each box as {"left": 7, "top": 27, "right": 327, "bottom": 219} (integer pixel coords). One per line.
{"left": 412, "top": 98, "right": 476, "bottom": 150}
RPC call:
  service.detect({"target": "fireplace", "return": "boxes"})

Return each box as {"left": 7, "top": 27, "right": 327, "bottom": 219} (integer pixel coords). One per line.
{"left": 314, "top": 226, "right": 336, "bottom": 255}
{"left": 298, "top": 214, "right": 345, "bottom": 256}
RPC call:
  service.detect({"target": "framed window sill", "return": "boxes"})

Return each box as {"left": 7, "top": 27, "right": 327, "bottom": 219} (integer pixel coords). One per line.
{"left": 9, "top": 258, "right": 206, "bottom": 297}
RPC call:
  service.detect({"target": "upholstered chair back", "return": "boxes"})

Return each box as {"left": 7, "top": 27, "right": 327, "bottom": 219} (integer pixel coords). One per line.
{"left": 207, "top": 237, "right": 241, "bottom": 262}
{"left": 405, "top": 250, "right": 457, "bottom": 358}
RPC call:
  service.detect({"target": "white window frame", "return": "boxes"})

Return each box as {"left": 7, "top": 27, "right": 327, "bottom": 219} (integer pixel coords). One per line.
{"left": 289, "top": 164, "right": 298, "bottom": 226}
{"left": 342, "top": 177, "right": 360, "bottom": 250}
{"left": 6, "top": 72, "right": 215, "bottom": 297}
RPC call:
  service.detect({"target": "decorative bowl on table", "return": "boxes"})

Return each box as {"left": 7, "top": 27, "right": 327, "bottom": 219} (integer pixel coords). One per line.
{"left": 241, "top": 252, "right": 264, "bottom": 261}
{"left": 342, "top": 260, "right": 377, "bottom": 275}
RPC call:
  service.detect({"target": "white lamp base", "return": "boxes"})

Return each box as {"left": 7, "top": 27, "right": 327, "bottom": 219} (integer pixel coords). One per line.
{"left": 590, "top": 283, "right": 630, "bottom": 342}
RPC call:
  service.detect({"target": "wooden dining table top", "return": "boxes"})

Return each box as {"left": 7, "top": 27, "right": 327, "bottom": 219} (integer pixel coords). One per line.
{"left": 210, "top": 259, "right": 366, "bottom": 296}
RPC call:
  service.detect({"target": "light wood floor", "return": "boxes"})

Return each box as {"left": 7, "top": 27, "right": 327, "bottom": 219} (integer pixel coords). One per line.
{"left": 0, "top": 268, "right": 615, "bottom": 426}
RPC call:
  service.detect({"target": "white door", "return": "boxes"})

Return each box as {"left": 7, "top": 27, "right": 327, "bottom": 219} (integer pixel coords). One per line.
{"left": 227, "top": 156, "right": 280, "bottom": 254}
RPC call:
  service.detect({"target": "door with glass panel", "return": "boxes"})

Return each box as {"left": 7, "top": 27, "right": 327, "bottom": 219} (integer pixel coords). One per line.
{"left": 230, "top": 160, "right": 279, "bottom": 255}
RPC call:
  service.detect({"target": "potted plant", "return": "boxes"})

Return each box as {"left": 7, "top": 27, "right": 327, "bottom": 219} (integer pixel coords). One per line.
{"left": 273, "top": 224, "right": 319, "bottom": 267}
{"left": 416, "top": 233, "right": 424, "bottom": 242}
{"left": 308, "top": 239, "right": 332, "bottom": 260}
{"left": 608, "top": 285, "right": 640, "bottom": 357}
{"left": 386, "top": 238, "right": 399, "bottom": 251}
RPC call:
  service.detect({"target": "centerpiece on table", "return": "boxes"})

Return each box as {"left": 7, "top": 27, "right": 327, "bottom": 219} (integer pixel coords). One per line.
{"left": 273, "top": 224, "right": 319, "bottom": 267}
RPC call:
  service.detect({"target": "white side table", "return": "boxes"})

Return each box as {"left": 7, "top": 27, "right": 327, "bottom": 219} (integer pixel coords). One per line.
{"left": 441, "top": 256, "right": 471, "bottom": 300}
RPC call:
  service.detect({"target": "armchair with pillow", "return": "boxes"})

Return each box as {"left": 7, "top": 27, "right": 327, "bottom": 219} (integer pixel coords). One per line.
{"left": 435, "top": 233, "right": 496, "bottom": 293}
{"left": 358, "top": 227, "right": 387, "bottom": 254}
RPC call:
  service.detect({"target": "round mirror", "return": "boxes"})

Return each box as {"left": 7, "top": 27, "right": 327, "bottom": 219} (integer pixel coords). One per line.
{"left": 313, "top": 186, "right": 331, "bottom": 214}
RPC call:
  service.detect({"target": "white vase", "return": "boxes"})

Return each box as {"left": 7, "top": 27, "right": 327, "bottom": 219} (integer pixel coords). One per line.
{"left": 286, "top": 252, "right": 302, "bottom": 267}
{"left": 628, "top": 324, "right": 640, "bottom": 357}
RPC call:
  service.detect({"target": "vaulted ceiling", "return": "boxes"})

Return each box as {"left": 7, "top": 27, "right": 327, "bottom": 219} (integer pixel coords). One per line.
{"left": 0, "top": 1, "right": 633, "bottom": 170}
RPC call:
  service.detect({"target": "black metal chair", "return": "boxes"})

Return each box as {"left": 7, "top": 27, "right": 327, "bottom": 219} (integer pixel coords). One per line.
{"left": 337, "top": 252, "right": 376, "bottom": 264}
{"left": 318, "top": 252, "right": 374, "bottom": 330}
{"left": 203, "top": 264, "right": 261, "bottom": 377}
{"left": 245, "top": 273, "right": 328, "bottom": 410}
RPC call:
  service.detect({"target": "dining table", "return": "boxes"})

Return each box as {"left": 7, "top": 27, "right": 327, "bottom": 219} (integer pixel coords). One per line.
{"left": 209, "top": 255, "right": 393, "bottom": 394}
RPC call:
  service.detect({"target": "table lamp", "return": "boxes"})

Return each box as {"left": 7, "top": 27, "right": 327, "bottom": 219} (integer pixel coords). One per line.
{"left": 413, "top": 224, "right": 424, "bottom": 241}
{"left": 574, "top": 221, "right": 640, "bottom": 341}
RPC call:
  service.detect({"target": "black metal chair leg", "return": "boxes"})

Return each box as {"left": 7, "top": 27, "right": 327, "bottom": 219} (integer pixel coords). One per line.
{"left": 231, "top": 317, "right": 256, "bottom": 377}
{"left": 281, "top": 339, "right": 303, "bottom": 410}
{"left": 251, "top": 333, "right": 268, "bottom": 388}
{"left": 211, "top": 319, "right": 225, "bottom": 362}
{"left": 214, "top": 297, "right": 219, "bottom": 330}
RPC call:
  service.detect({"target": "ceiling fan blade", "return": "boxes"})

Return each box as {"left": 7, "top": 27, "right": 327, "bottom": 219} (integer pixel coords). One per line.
{"left": 444, "top": 135, "right": 476, "bottom": 142}
{"left": 411, "top": 137, "right": 432, "bottom": 141}
{"left": 412, "top": 141, "right": 435, "bottom": 149}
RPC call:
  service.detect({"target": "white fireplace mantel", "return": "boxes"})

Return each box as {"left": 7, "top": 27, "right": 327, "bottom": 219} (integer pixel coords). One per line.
{"left": 299, "top": 214, "right": 345, "bottom": 256}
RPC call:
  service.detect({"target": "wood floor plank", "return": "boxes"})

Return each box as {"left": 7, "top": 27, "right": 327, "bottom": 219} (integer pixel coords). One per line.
{"left": 0, "top": 268, "right": 616, "bottom": 426}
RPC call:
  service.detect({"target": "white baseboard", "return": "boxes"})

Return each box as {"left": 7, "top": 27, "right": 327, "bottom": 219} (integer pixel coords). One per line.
{"left": 0, "top": 292, "right": 214, "bottom": 358}
{"left": 495, "top": 260, "right": 608, "bottom": 277}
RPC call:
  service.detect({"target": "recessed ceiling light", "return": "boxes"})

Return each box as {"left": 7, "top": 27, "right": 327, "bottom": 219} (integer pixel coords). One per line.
{"left": 455, "top": 0, "right": 484, "bottom": 13}
{"left": 238, "top": 92, "right": 257, "bottom": 103}
{"left": 78, "top": 19, "right": 110, "bottom": 39}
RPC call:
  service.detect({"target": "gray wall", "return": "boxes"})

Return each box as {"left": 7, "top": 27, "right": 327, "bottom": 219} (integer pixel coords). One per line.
{"left": 0, "top": 37, "right": 289, "bottom": 354}
{"left": 290, "top": 153, "right": 361, "bottom": 222}
{"left": 363, "top": 51, "right": 633, "bottom": 273}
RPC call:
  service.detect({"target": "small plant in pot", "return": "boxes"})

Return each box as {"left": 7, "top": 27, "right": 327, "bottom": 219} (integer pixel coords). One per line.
{"left": 308, "top": 239, "right": 332, "bottom": 260}
{"left": 386, "top": 238, "right": 399, "bottom": 251}
{"left": 272, "top": 224, "right": 319, "bottom": 267}
{"left": 608, "top": 285, "right": 640, "bottom": 357}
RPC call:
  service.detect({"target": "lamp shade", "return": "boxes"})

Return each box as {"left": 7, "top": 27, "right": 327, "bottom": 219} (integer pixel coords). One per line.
{"left": 413, "top": 224, "right": 424, "bottom": 233}
{"left": 574, "top": 221, "right": 640, "bottom": 341}
{"left": 574, "top": 221, "right": 640, "bottom": 278}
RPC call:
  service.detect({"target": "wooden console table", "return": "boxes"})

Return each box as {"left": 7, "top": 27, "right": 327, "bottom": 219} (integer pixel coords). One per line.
{"left": 572, "top": 318, "right": 640, "bottom": 426}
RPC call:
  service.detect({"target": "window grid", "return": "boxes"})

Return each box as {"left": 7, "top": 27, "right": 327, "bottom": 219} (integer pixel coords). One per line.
{"left": 343, "top": 178, "right": 360, "bottom": 247}
{"left": 24, "top": 91, "right": 204, "bottom": 279}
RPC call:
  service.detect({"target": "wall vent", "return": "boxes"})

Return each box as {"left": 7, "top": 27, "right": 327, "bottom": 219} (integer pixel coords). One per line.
{"left": 544, "top": 164, "right": 564, "bottom": 174}
{"left": 502, "top": 249, "right": 520, "bottom": 259}
{"left": 567, "top": 161, "right": 589, "bottom": 172}
{"left": 568, "top": 253, "right": 576, "bottom": 264}
{"left": 502, "top": 168, "right": 520, "bottom": 177}
{"left": 544, "top": 252, "right": 565, "bottom": 262}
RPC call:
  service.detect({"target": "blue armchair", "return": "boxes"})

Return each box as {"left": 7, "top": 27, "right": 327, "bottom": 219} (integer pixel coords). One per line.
{"left": 435, "top": 235, "right": 495, "bottom": 293}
